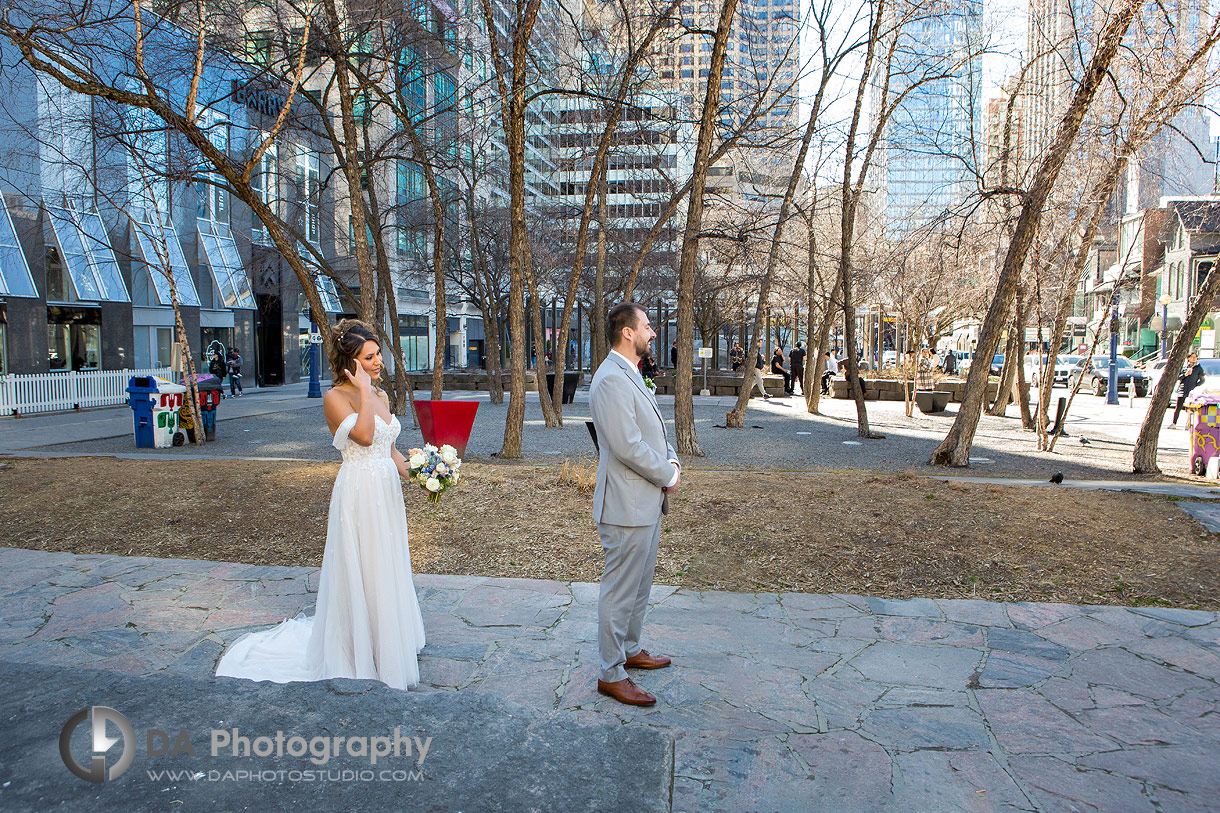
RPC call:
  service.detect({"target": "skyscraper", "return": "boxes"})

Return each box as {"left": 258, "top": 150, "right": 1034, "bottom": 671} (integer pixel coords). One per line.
{"left": 632, "top": 0, "right": 802, "bottom": 207}
{"left": 874, "top": 0, "right": 983, "bottom": 237}
{"left": 1024, "top": 0, "right": 1212, "bottom": 211}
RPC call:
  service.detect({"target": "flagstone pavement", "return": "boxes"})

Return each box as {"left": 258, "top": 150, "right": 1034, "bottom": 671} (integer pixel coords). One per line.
{"left": 3, "top": 545, "right": 1219, "bottom": 811}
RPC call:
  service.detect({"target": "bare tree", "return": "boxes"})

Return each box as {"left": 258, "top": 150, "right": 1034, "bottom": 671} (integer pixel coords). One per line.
{"left": 930, "top": 0, "right": 1142, "bottom": 465}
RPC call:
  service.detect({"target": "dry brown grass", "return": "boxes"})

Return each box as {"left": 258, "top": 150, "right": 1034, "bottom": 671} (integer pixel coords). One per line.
{"left": 2, "top": 456, "right": 1218, "bottom": 609}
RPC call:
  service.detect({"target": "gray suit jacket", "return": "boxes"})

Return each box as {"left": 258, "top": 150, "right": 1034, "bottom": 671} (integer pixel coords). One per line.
{"left": 590, "top": 352, "right": 678, "bottom": 527}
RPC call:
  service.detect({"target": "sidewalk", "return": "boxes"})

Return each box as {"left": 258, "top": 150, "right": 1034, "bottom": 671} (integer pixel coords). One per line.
{"left": 0, "top": 382, "right": 318, "bottom": 451}
{"left": 3, "top": 546, "right": 1217, "bottom": 810}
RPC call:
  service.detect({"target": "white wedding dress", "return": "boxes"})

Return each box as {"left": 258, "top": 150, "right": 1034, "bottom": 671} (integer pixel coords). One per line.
{"left": 216, "top": 412, "right": 426, "bottom": 690}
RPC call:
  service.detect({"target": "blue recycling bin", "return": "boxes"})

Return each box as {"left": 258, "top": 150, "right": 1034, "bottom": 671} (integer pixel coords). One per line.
{"left": 126, "top": 376, "right": 159, "bottom": 448}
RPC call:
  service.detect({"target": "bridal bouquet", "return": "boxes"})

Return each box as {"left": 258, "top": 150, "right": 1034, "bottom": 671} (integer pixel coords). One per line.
{"left": 406, "top": 443, "right": 463, "bottom": 503}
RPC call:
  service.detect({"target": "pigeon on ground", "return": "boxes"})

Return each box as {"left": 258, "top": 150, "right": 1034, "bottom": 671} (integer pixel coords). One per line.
{"left": 1050, "top": 472, "right": 1063, "bottom": 484}
{"left": 1079, "top": 436, "right": 1091, "bottom": 445}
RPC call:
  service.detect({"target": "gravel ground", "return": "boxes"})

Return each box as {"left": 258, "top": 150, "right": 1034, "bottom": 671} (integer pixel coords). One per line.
{"left": 39, "top": 391, "right": 1186, "bottom": 480}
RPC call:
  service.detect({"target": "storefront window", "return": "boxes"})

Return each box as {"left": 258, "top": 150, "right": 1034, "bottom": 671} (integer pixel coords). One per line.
{"left": 47, "top": 322, "right": 100, "bottom": 371}
{"left": 200, "top": 328, "right": 234, "bottom": 362}
{"left": 398, "top": 314, "right": 429, "bottom": 370}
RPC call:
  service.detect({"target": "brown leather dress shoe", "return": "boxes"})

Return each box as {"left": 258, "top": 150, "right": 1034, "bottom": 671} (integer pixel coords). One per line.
{"left": 597, "top": 678, "right": 656, "bottom": 706}
{"left": 625, "top": 649, "right": 672, "bottom": 669}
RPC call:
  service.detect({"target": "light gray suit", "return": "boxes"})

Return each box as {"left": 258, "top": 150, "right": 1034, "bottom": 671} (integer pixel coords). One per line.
{"left": 589, "top": 350, "right": 678, "bottom": 683}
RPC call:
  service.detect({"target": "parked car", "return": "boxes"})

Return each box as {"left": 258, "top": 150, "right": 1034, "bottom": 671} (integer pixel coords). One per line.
{"left": 1144, "top": 359, "right": 1171, "bottom": 394}
{"left": 989, "top": 354, "right": 1005, "bottom": 376}
{"left": 1029, "top": 354, "right": 1082, "bottom": 387}
{"left": 1068, "top": 355, "right": 1149, "bottom": 397}
{"left": 881, "top": 350, "right": 898, "bottom": 368}
{"left": 1196, "top": 358, "right": 1220, "bottom": 389}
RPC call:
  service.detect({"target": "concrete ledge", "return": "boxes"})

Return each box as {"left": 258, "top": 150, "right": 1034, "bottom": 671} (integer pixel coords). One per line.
{"left": 829, "top": 377, "right": 999, "bottom": 403}
{"left": 651, "top": 372, "right": 786, "bottom": 397}
{"left": 0, "top": 660, "right": 674, "bottom": 810}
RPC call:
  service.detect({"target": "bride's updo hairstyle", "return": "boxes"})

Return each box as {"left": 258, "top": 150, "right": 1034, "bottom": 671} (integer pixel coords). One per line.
{"left": 329, "top": 319, "right": 381, "bottom": 385}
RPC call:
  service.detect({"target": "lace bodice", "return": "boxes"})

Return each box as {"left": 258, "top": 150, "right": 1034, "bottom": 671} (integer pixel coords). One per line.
{"left": 332, "top": 413, "right": 400, "bottom": 467}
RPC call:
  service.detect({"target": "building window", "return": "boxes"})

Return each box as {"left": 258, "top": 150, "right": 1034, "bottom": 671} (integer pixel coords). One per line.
{"left": 400, "top": 47, "right": 426, "bottom": 121}
{"left": 0, "top": 198, "right": 37, "bottom": 298}
{"left": 294, "top": 147, "right": 321, "bottom": 246}
{"left": 250, "top": 138, "right": 278, "bottom": 245}
{"left": 133, "top": 220, "right": 202, "bottom": 307}
{"left": 47, "top": 306, "right": 101, "bottom": 371}
{"left": 196, "top": 112, "right": 230, "bottom": 224}
{"left": 198, "top": 220, "right": 256, "bottom": 309}
{"left": 133, "top": 325, "right": 175, "bottom": 369}
{"left": 399, "top": 313, "right": 429, "bottom": 369}
{"left": 45, "top": 207, "right": 130, "bottom": 303}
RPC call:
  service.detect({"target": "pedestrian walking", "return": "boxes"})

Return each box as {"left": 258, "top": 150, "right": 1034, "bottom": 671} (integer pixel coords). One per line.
{"left": 227, "top": 348, "right": 245, "bottom": 397}
{"left": 1172, "top": 352, "right": 1204, "bottom": 427}
{"left": 749, "top": 349, "right": 772, "bottom": 399}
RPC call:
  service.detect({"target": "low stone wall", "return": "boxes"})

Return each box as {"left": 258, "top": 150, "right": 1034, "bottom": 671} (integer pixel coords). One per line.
{"left": 828, "top": 377, "right": 999, "bottom": 403}
{"left": 403, "top": 371, "right": 537, "bottom": 391}
{"left": 651, "top": 372, "right": 788, "bottom": 397}
{"left": 402, "top": 371, "right": 596, "bottom": 393}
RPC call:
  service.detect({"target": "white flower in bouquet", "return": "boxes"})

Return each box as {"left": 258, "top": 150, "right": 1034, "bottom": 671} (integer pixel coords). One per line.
{"left": 436, "top": 462, "right": 449, "bottom": 476}
{"left": 425, "top": 477, "right": 441, "bottom": 492}
{"left": 408, "top": 452, "right": 427, "bottom": 469}
{"left": 440, "top": 445, "right": 459, "bottom": 465}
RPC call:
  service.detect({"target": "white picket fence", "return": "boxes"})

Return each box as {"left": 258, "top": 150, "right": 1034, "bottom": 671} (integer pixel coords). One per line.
{"left": 0, "top": 367, "right": 175, "bottom": 416}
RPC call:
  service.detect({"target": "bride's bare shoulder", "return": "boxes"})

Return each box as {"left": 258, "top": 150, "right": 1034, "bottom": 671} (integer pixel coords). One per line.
{"left": 323, "top": 387, "right": 356, "bottom": 431}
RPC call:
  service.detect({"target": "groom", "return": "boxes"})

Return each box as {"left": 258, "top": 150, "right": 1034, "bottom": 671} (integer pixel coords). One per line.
{"left": 589, "top": 303, "right": 680, "bottom": 706}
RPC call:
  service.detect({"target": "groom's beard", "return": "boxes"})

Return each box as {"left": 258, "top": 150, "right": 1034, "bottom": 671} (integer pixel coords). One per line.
{"left": 634, "top": 335, "right": 651, "bottom": 359}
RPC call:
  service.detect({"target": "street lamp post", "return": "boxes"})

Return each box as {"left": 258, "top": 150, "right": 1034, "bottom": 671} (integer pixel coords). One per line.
{"left": 1160, "top": 293, "right": 1172, "bottom": 360}
{"left": 1107, "top": 289, "right": 1120, "bottom": 406}
{"left": 307, "top": 319, "right": 322, "bottom": 398}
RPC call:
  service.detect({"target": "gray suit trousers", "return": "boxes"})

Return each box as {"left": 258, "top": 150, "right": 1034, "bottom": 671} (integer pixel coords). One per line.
{"left": 597, "top": 517, "right": 663, "bottom": 683}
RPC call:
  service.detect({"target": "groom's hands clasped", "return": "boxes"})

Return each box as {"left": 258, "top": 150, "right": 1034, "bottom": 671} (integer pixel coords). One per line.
{"left": 663, "top": 460, "right": 681, "bottom": 493}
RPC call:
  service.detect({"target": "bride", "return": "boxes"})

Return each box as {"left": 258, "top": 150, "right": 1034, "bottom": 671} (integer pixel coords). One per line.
{"left": 216, "top": 319, "right": 426, "bottom": 690}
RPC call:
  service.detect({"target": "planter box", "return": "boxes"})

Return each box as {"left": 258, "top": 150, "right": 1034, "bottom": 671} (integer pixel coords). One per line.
{"left": 412, "top": 400, "right": 479, "bottom": 457}
{"left": 916, "top": 391, "right": 952, "bottom": 413}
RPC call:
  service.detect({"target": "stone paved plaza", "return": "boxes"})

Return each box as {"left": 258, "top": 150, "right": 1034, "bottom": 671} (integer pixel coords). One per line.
{"left": 7, "top": 384, "right": 1192, "bottom": 480}
{"left": 3, "top": 545, "right": 1219, "bottom": 810}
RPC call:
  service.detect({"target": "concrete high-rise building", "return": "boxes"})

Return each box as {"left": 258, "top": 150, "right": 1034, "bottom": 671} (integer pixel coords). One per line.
{"left": 627, "top": 0, "right": 801, "bottom": 207}
{"left": 1024, "top": 0, "right": 1212, "bottom": 211}
{"left": 981, "top": 78, "right": 1026, "bottom": 190}
{"left": 874, "top": 0, "right": 983, "bottom": 237}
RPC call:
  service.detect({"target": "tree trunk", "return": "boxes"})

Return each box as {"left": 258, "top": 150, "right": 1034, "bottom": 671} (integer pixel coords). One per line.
{"left": 484, "top": 0, "right": 543, "bottom": 458}
{"left": 1014, "top": 291, "right": 1034, "bottom": 429}
{"left": 673, "top": 0, "right": 741, "bottom": 455}
{"left": 931, "top": 0, "right": 1140, "bottom": 466}
{"left": 524, "top": 245, "right": 559, "bottom": 427}
{"left": 986, "top": 304, "right": 1021, "bottom": 417}
{"left": 547, "top": 1, "right": 679, "bottom": 419}
{"left": 1134, "top": 272, "right": 1220, "bottom": 472}
{"left": 725, "top": 47, "right": 835, "bottom": 428}
{"left": 806, "top": 280, "right": 840, "bottom": 415}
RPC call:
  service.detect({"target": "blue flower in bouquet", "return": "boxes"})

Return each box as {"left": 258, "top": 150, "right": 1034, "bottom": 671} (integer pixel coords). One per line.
{"left": 406, "top": 443, "right": 463, "bottom": 502}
